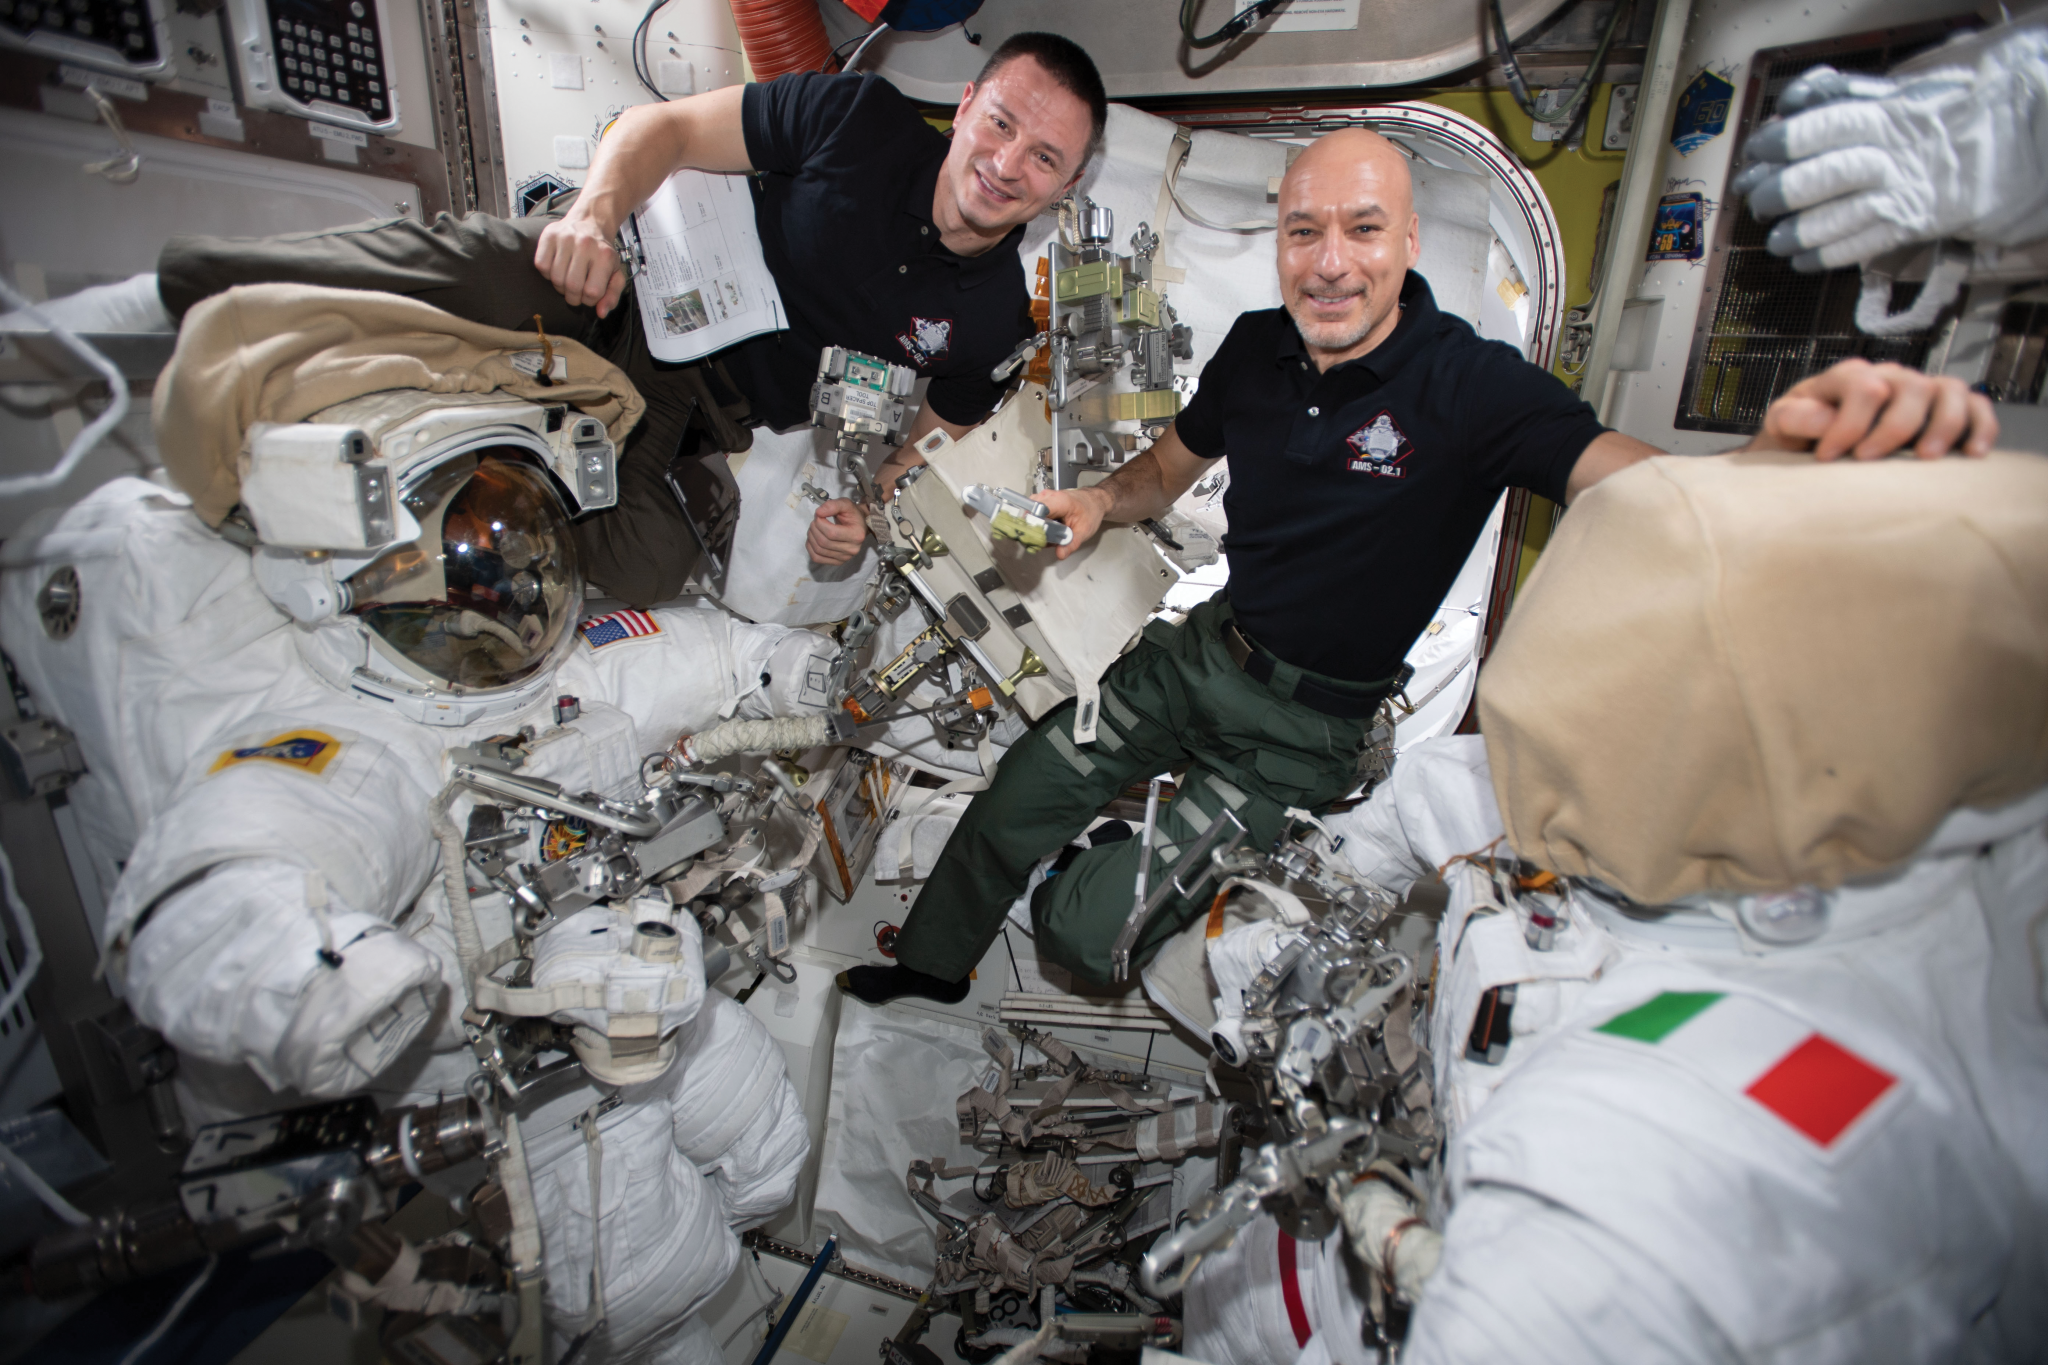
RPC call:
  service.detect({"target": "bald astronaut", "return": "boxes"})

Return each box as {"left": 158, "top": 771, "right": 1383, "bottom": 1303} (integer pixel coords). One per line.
{"left": 840, "top": 127, "right": 2001, "bottom": 1005}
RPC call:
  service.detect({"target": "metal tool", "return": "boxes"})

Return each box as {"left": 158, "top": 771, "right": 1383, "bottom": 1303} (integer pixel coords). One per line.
{"left": 1139, "top": 1115, "right": 1376, "bottom": 1297}
{"left": 961, "top": 483, "right": 1074, "bottom": 550}
{"left": 26, "top": 1097, "right": 490, "bottom": 1298}
{"left": 1143, "top": 805, "right": 1249, "bottom": 918}
{"left": 1111, "top": 777, "right": 1164, "bottom": 981}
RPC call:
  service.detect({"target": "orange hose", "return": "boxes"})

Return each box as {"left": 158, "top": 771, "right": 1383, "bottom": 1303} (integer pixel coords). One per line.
{"left": 727, "top": 0, "right": 835, "bottom": 81}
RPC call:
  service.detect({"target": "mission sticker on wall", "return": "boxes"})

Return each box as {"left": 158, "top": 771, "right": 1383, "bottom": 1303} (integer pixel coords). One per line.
{"left": 1670, "top": 68, "right": 1735, "bottom": 156}
{"left": 1648, "top": 194, "right": 1707, "bottom": 262}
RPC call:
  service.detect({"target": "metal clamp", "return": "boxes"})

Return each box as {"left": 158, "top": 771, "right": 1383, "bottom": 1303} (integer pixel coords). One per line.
{"left": 1139, "top": 1114, "right": 1375, "bottom": 1297}
{"left": 1146, "top": 805, "right": 1248, "bottom": 919}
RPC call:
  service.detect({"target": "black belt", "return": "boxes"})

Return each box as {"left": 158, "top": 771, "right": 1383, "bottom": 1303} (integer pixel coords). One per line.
{"left": 1222, "top": 620, "right": 1393, "bottom": 720}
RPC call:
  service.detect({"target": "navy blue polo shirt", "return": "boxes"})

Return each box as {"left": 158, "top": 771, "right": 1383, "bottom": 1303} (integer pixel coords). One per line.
{"left": 728, "top": 72, "right": 1034, "bottom": 432}
{"left": 1175, "top": 272, "right": 1607, "bottom": 683}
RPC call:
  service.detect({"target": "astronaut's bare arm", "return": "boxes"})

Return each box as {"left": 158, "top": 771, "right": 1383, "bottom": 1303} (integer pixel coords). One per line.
{"left": 808, "top": 406, "right": 978, "bottom": 566}
{"left": 1036, "top": 422, "right": 1215, "bottom": 561}
{"left": 535, "top": 84, "right": 753, "bottom": 318}
{"left": 1563, "top": 430, "right": 1662, "bottom": 504}
{"left": 1744, "top": 358, "right": 1998, "bottom": 461}
{"left": 873, "top": 404, "right": 977, "bottom": 497}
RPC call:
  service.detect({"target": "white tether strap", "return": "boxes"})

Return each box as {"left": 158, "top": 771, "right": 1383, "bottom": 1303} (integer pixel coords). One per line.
{"left": 1159, "top": 127, "right": 1277, "bottom": 235}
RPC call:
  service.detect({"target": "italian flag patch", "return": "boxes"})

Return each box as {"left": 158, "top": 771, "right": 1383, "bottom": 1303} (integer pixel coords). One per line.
{"left": 1596, "top": 991, "right": 1897, "bottom": 1149}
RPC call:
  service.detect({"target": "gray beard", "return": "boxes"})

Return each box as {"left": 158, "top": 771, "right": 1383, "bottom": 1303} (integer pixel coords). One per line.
{"left": 1285, "top": 295, "right": 1377, "bottom": 352}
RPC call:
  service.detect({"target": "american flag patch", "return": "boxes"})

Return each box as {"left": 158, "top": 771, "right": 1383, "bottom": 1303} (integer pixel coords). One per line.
{"left": 578, "top": 609, "right": 661, "bottom": 650}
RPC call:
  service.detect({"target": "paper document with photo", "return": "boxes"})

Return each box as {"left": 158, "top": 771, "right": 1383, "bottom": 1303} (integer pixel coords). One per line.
{"left": 627, "top": 168, "right": 786, "bottom": 363}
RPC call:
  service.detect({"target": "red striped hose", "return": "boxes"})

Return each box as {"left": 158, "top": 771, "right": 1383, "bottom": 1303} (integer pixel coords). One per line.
{"left": 727, "top": 0, "right": 835, "bottom": 80}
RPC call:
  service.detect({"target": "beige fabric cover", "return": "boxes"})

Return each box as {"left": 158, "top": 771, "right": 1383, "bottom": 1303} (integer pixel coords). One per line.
{"left": 1480, "top": 450, "right": 2048, "bottom": 903}
{"left": 154, "top": 283, "right": 645, "bottom": 526}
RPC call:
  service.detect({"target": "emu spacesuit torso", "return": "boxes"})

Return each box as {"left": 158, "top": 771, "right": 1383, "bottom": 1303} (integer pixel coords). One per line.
{"left": 1181, "top": 450, "right": 2048, "bottom": 1365}
{"left": 0, "top": 449, "right": 830, "bottom": 1360}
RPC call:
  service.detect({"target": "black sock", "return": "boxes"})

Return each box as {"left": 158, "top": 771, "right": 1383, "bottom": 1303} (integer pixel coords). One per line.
{"left": 837, "top": 962, "right": 971, "bottom": 1006}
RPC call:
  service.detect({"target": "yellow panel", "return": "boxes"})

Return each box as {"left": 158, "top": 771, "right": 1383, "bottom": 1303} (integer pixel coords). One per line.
{"left": 1054, "top": 260, "right": 1121, "bottom": 303}
{"left": 1115, "top": 389, "right": 1183, "bottom": 422}
{"left": 1117, "top": 287, "right": 1161, "bottom": 327}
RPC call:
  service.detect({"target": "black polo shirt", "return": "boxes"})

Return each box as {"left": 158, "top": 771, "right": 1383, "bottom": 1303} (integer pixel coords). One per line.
{"left": 727, "top": 72, "right": 1034, "bottom": 432}
{"left": 1175, "top": 272, "right": 1607, "bottom": 683}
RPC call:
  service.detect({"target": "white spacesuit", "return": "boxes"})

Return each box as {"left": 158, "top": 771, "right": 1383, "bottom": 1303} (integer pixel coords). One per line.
{"left": 1181, "top": 449, "right": 2048, "bottom": 1364}
{"left": 0, "top": 371, "right": 834, "bottom": 1360}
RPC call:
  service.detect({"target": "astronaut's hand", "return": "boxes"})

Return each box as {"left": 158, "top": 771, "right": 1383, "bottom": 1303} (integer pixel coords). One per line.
{"left": 1734, "top": 29, "right": 2048, "bottom": 271}
{"left": 808, "top": 499, "right": 870, "bottom": 565}
{"left": 1749, "top": 359, "right": 1997, "bottom": 461}
{"left": 1035, "top": 486, "right": 1112, "bottom": 561}
{"left": 275, "top": 926, "right": 446, "bottom": 1098}
{"left": 534, "top": 211, "right": 629, "bottom": 318}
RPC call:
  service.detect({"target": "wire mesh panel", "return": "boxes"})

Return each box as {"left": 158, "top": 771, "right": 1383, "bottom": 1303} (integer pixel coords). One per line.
{"left": 1675, "top": 20, "right": 1976, "bottom": 434}
{"left": 1984, "top": 295, "right": 2048, "bottom": 403}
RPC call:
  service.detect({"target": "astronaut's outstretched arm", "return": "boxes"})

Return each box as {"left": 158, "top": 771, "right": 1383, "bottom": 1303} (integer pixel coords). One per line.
{"left": 566, "top": 609, "right": 841, "bottom": 746}
{"left": 120, "top": 858, "right": 446, "bottom": 1098}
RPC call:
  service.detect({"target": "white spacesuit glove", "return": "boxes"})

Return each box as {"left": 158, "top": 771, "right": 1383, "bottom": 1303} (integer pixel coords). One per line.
{"left": 1732, "top": 28, "right": 2048, "bottom": 273}
{"left": 1337, "top": 1177, "right": 1442, "bottom": 1302}
{"left": 121, "top": 859, "right": 445, "bottom": 1098}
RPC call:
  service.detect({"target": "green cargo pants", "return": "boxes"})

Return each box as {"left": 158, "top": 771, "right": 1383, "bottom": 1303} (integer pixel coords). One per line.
{"left": 156, "top": 196, "right": 751, "bottom": 607}
{"left": 895, "top": 594, "right": 1384, "bottom": 985}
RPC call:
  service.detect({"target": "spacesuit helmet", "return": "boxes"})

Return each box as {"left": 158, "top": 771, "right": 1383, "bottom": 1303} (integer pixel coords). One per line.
{"left": 238, "top": 391, "right": 613, "bottom": 726}
{"left": 343, "top": 448, "right": 583, "bottom": 693}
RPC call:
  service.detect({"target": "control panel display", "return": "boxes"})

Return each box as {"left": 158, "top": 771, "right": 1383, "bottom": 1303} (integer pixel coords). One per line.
{"left": 0, "top": 0, "right": 172, "bottom": 77}
{"left": 266, "top": 0, "right": 384, "bottom": 120}
{"left": 227, "top": 0, "right": 398, "bottom": 133}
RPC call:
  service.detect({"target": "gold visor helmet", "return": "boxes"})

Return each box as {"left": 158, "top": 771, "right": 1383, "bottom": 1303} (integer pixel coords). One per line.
{"left": 343, "top": 448, "right": 583, "bottom": 692}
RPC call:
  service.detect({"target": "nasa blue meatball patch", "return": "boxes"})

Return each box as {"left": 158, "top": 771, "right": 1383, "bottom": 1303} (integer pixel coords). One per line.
{"left": 1345, "top": 411, "right": 1413, "bottom": 477}
{"left": 209, "top": 730, "right": 346, "bottom": 777}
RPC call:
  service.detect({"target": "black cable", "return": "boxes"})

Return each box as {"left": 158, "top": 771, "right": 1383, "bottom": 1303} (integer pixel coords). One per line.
{"left": 1488, "top": 0, "right": 1631, "bottom": 129}
{"left": 632, "top": 0, "right": 668, "bottom": 102}
{"left": 827, "top": 27, "right": 871, "bottom": 70}
{"left": 1001, "top": 926, "right": 1025, "bottom": 992}
{"left": 1179, "top": 0, "right": 1288, "bottom": 50}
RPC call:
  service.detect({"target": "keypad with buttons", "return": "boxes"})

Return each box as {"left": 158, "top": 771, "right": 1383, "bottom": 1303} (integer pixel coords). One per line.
{"left": 268, "top": 0, "right": 386, "bottom": 119}
{"left": 0, "top": 0, "right": 160, "bottom": 65}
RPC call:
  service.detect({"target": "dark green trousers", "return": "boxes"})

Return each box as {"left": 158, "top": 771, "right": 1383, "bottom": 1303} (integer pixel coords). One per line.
{"left": 895, "top": 595, "right": 1376, "bottom": 985}
{"left": 156, "top": 199, "right": 749, "bottom": 607}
